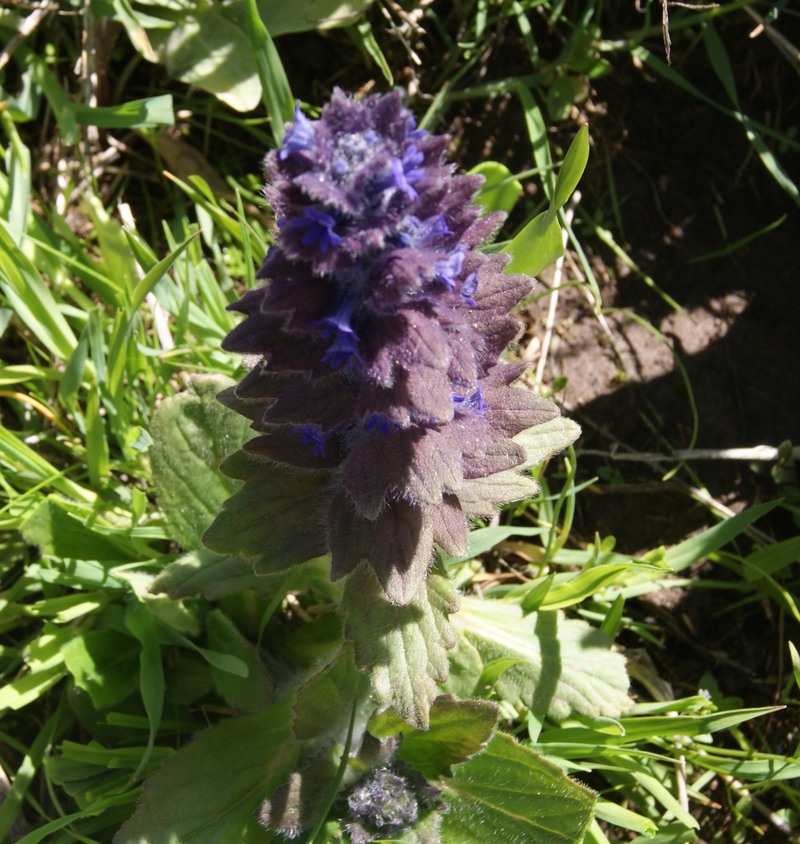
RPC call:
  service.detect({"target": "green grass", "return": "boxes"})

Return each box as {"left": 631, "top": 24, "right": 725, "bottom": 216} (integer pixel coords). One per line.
{"left": 1, "top": 1, "right": 799, "bottom": 842}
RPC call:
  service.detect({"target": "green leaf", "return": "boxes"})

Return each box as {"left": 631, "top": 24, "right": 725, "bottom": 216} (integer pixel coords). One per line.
{"left": 369, "top": 696, "right": 498, "bottom": 780}
{"left": 20, "top": 497, "right": 142, "bottom": 562}
{"left": 593, "top": 800, "right": 658, "bottom": 837}
{"left": 444, "top": 525, "right": 543, "bottom": 564}
{"left": 547, "top": 74, "right": 586, "bottom": 123}
{"left": 0, "top": 623, "right": 71, "bottom": 711}
{"left": 0, "top": 426, "right": 93, "bottom": 503}
{"left": 789, "top": 641, "right": 800, "bottom": 695}
{"left": 470, "top": 161, "right": 523, "bottom": 215}
{"left": 341, "top": 567, "right": 459, "bottom": 728}
{"left": 520, "top": 574, "right": 554, "bottom": 614}
{"left": 440, "top": 732, "right": 595, "bottom": 843}
{"left": 150, "top": 375, "right": 251, "bottom": 550}
{"left": 124, "top": 600, "right": 165, "bottom": 778}
{"left": 514, "top": 81, "right": 554, "bottom": 199}
{"left": 0, "top": 704, "right": 70, "bottom": 843}
{"left": 514, "top": 416, "right": 581, "bottom": 470}
{"left": 294, "top": 644, "right": 370, "bottom": 742}
{"left": 349, "top": 19, "right": 393, "bottom": 85}
{"left": 150, "top": 547, "right": 281, "bottom": 600}
{"left": 540, "top": 706, "right": 781, "bottom": 748}
{"left": 662, "top": 500, "right": 780, "bottom": 575}
{"left": 29, "top": 49, "right": 79, "bottom": 144}
{"left": 67, "top": 95, "right": 174, "bottom": 128}
{"left": 259, "top": 0, "right": 375, "bottom": 35}
{"left": 505, "top": 208, "right": 563, "bottom": 276}
{"left": 702, "top": 24, "right": 739, "bottom": 108}
{"left": 455, "top": 599, "right": 633, "bottom": 720}
{"left": 1, "top": 111, "right": 31, "bottom": 246}
{"left": 439, "top": 626, "right": 484, "bottom": 699}
{"left": 0, "top": 221, "right": 78, "bottom": 362}
{"left": 255, "top": 747, "right": 339, "bottom": 840}
{"left": 46, "top": 740, "right": 171, "bottom": 807}
{"left": 62, "top": 630, "right": 140, "bottom": 710}
{"left": 553, "top": 124, "right": 589, "bottom": 209}
{"left": 743, "top": 535, "right": 800, "bottom": 581}
{"left": 242, "top": 0, "right": 294, "bottom": 142}
{"left": 114, "top": 699, "right": 299, "bottom": 844}
{"left": 152, "top": 8, "right": 260, "bottom": 112}
{"left": 537, "top": 563, "right": 644, "bottom": 611}
{"left": 206, "top": 610, "right": 273, "bottom": 713}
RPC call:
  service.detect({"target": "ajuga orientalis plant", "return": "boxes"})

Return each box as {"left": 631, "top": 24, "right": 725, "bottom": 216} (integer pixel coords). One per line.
{"left": 203, "top": 88, "right": 581, "bottom": 721}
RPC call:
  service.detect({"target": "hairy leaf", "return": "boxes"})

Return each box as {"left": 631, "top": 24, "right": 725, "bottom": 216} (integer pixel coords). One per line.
{"left": 293, "top": 644, "right": 371, "bottom": 742}
{"left": 151, "top": 375, "right": 251, "bottom": 550}
{"left": 256, "top": 747, "right": 339, "bottom": 839}
{"left": 514, "top": 416, "right": 582, "bottom": 470}
{"left": 203, "top": 454, "right": 330, "bottom": 573}
{"left": 150, "top": 547, "right": 279, "bottom": 600}
{"left": 440, "top": 732, "right": 595, "bottom": 843}
{"left": 114, "top": 699, "right": 298, "bottom": 844}
{"left": 342, "top": 567, "right": 459, "bottom": 728}
{"left": 206, "top": 610, "right": 273, "bottom": 713}
{"left": 454, "top": 599, "right": 633, "bottom": 720}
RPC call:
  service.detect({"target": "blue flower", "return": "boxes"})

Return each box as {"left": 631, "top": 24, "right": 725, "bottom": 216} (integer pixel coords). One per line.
{"left": 313, "top": 294, "right": 363, "bottom": 368}
{"left": 287, "top": 206, "right": 343, "bottom": 253}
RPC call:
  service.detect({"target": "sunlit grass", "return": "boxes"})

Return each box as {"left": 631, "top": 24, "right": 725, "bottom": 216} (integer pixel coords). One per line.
{"left": 1, "top": 1, "right": 798, "bottom": 841}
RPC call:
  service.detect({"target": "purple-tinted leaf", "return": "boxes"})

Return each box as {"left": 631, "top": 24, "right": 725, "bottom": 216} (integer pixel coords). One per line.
{"left": 458, "top": 471, "right": 540, "bottom": 516}
{"left": 462, "top": 435, "right": 526, "bottom": 480}
{"left": 484, "top": 386, "right": 559, "bottom": 437}
{"left": 213, "top": 87, "right": 579, "bottom": 622}
{"left": 344, "top": 426, "right": 462, "bottom": 518}
{"left": 262, "top": 373, "right": 355, "bottom": 427}
{"left": 402, "top": 366, "right": 455, "bottom": 422}
{"left": 204, "top": 455, "right": 330, "bottom": 572}
{"left": 222, "top": 309, "right": 286, "bottom": 354}
{"left": 431, "top": 494, "right": 468, "bottom": 557}
{"left": 244, "top": 427, "right": 343, "bottom": 469}
{"left": 328, "top": 493, "right": 434, "bottom": 605}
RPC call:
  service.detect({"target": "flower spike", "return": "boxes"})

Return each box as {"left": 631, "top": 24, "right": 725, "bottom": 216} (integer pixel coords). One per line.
{"left": 205, "top": 89, "right": 578, "bottom": 608}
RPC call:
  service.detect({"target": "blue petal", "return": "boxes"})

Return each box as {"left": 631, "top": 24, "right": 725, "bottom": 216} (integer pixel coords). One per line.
{"left": 288, "top": 207, "right": 343, "bottom": 253}
{"left": 460, "top": 270, "right": 478, "bottom": 306}
{"left": 279, "top": 103, "right": 317, "bottom": 160}
{"left": 435, "top": 246, "right": 465, "bottom": 290}
{"left": 293, "top": 425, "right": 330, "bottom": 457}
{"left": 453, "top": 386, "right": 488, "bottom": 416}
{"left": 314, "top": 295, "right": 363, "bottom": 368}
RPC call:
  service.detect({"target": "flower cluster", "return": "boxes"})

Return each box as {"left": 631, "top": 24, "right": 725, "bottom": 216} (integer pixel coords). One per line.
{"left": 211, "top": 89, "right": 559, "bottom": 604}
